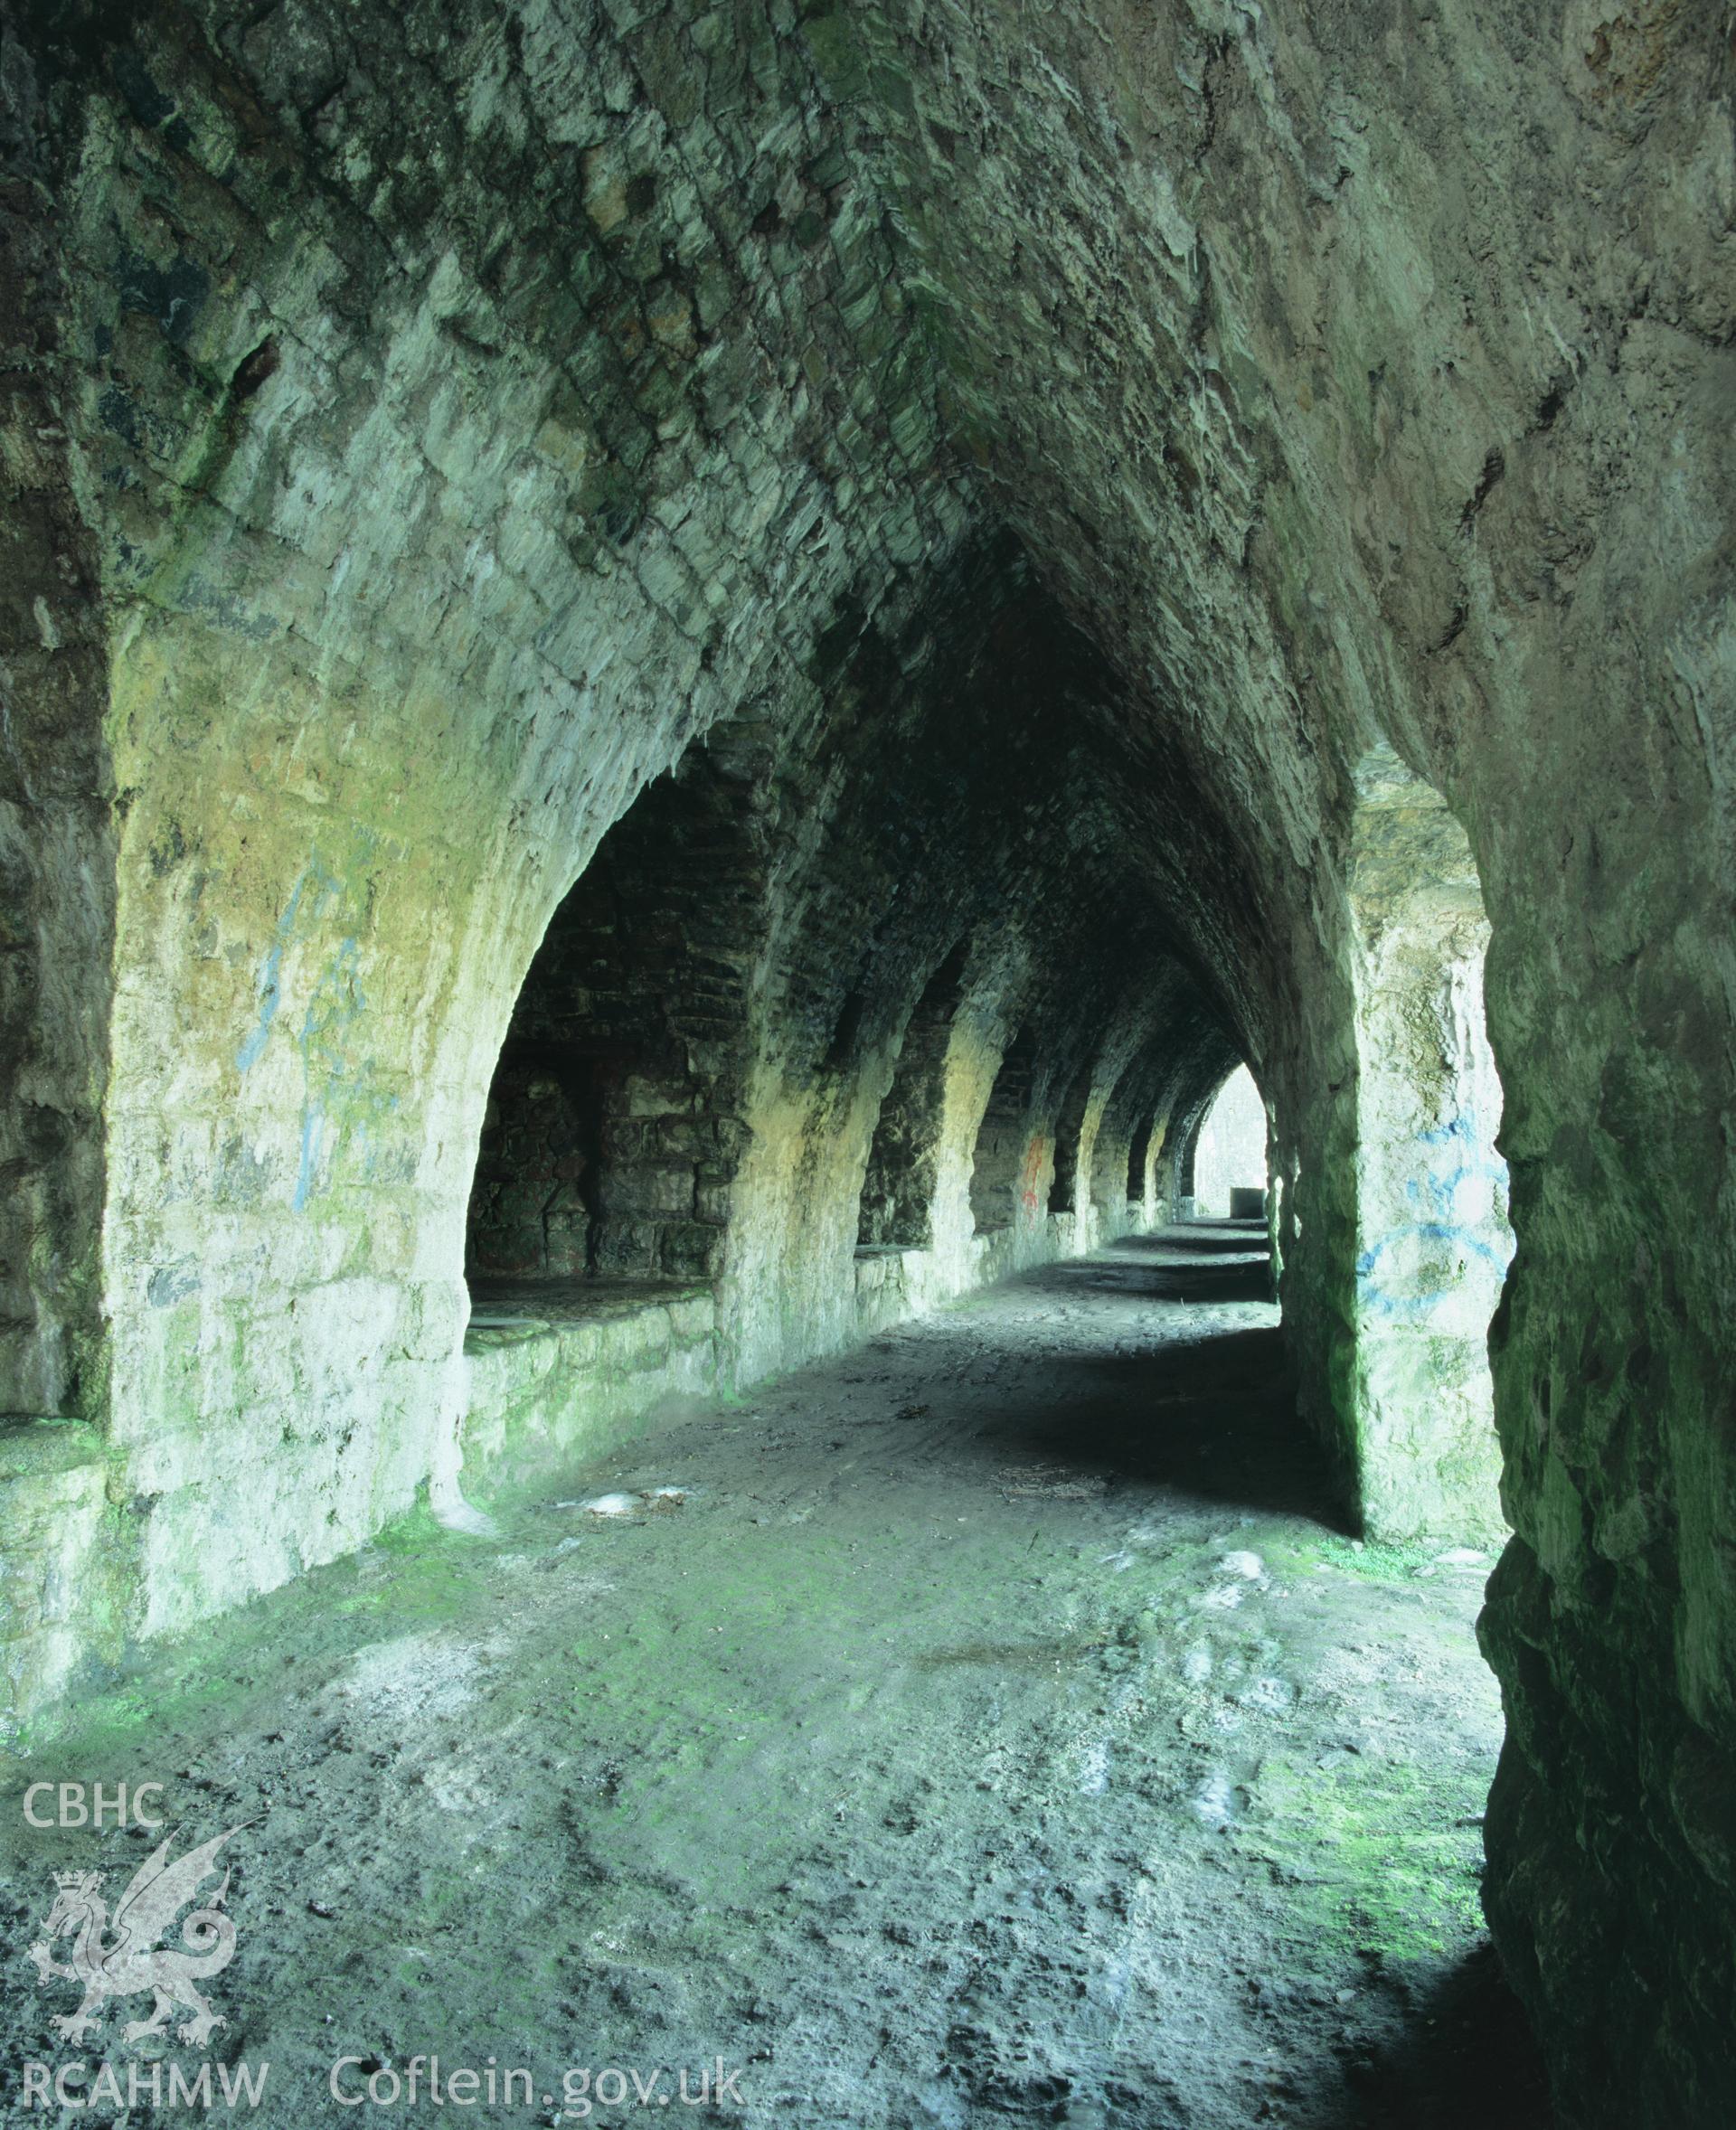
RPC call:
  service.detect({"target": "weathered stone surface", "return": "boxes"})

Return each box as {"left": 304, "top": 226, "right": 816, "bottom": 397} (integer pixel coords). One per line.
{"left": 0, "top": 89, "right": 114, "bottom": 1430}
{"left": 2, "top": 1, "right": 1732, "bottom": 2119}
{"left": 460, "top": 1281, "right": 720, "bottom": 1490}
{"left": 0, "top": 1418, "right": 116, "bottom": 1726}
{"left": 1347, "top": 748, "right": 1511, "bottom": 1544}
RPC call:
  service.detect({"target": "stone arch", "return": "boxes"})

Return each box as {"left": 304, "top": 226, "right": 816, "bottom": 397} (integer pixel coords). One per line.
{"left": 1047, "top": 1063, "right": 1091, "bottom": 1217}
{"left": 968, "top": 1024, "right": 1040, "bottom": 1235}
{"left": 1125, "top": 1116, "right": 1156, "bottom": 1207}
{"left": 856, "top": 942, "right": 969, "bottom": 1250}
{"left": 1087, "top": 1066, "right": 1140, "bottom": 1239}
{"left": 1345, "top": 746, "right": 1513, "bottom": 1542}
{"left": 1178, "top": 1106, "right": 1204, "bottom": 1202}
{"left": 465, "top": 756, "right": 758, "bottom": 1295}
{"left": 1191, "top": 1064, "right": 1269, "bottom": 1219}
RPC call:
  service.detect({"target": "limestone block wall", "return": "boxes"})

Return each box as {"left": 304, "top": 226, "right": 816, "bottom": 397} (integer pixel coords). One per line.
{"left": 459, "top": 1286, "right": 719, "bottom": 1497}
{"left": 967, "top": 1025, "right": 1039, "bottom": 1233}
{"left": 14, "top": 0, "right": 980, "bottom": 1660}
{"left": 467, "top": 748, "right": 767, "bottom": 1285}
{"left": 857, "top": 943, "right": 967, "bottom": 1247}
{"left": 1046, "top": 1066, "right": 1092, "bottom": 1218}
{"left": 0, "top": 152, "right": 114, "bottom": 1431}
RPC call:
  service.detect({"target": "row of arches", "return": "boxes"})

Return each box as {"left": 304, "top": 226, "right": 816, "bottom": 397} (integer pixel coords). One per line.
{"left": 464, "top": 832, "right": 1227, "bottom": 1315}
{"left": 454, "top": 724, "right": 1512, "bottom": 1571}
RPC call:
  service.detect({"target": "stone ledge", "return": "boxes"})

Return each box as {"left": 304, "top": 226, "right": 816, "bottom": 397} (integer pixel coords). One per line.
{"left": 0, "top": 1419, "right": 116, "bottom": 1732}
{"left": 0, "top": 1415, "right": 108, "bottom": 1484}
{"left": 460, "top": 1286, "right": 722, "bottom": 1496}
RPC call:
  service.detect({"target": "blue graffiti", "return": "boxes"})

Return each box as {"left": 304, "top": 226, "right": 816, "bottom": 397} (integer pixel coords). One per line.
{"left": 235, "top": 864, "right": 341, "bottom": 1073}
{"left": 1357, "top": 1220, "right": 1514, "bottom": 1322}
{"left": 1356, "top": 1221, "right": 1512, "bottom": 1280}
{"left": 233, "top": 860, "right": 385, "bottom": 1213}
{"left": 292, "top": 1107, "right": 322, "bottom": 1215}
{"left": 235, "top": 937, "right": 285, "bottom": 1073}
{"left": 1355, "top": 1107, "right": 1514, "bottom": 1321}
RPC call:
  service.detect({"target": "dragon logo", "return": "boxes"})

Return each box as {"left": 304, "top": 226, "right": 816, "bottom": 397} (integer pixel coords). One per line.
{"left": 26, "top": 1824, "right": 249, "bottom": 2050}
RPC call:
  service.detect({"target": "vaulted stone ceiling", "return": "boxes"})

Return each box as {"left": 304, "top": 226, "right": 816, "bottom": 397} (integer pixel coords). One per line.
{"left": 2, "top": 4, "right": 1731, "bottom": 2123}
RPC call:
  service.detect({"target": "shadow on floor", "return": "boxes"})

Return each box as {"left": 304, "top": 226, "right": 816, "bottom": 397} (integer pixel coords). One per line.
{"left": 1044, "top": 1258, "right": 1275, "bottom": 1305}
{"left": 1109, "top": 1222, "right": 1269, "bottom": 1257}
{"left": 962, "top": 1330, "right": 1335, "bottom": 1522}
{"left": 1011, "top": 1242, "right": 1549, "bottom": 2122}
{"left": 1328, "top": 1942, "right": 1555, "bottom": 2128}
{"left": 1039, "top": 1236, "right": 1275, "bottom": 1307}
{"left": 953, "top": 1246, "right": 1338, "bottom": 1523}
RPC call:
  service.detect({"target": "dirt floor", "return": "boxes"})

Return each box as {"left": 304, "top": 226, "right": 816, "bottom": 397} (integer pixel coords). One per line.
{"left": 1, "top": 1226, "right": 1553, "bottom": 2127}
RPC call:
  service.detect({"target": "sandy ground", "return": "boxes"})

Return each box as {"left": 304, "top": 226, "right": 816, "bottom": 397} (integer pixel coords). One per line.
{"left": 0, "top": 1226, "right": 1552, "bottom": 2127}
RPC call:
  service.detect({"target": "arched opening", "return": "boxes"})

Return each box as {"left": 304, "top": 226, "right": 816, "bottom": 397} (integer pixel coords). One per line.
{"left": 1047, "top": 1064, "right": 1090, "bottom": 1215}
{"left": 1190, "top": 1063, "right": 1269, "bottom": 1220}
{"left": 969, "top": 1024, "right": 1038, "bottom": 1235}
{"left": 1346, "top": 746, "right": 1514, "bottom": 1542}
{"left": 1125, "top": 1115, "right": 1155, "bottom": 1206}
{"left": 857, "top": 944, "right": 968, "bottom": 1249}
{"left": 466, "top": 759, "right": 757, "bottom": 1306}
{"left": 1086, "top": 1067, "right": 1139, "bottom": 1239}
{"left": 822, "top": 975, "right": 871, "bottom": 1078}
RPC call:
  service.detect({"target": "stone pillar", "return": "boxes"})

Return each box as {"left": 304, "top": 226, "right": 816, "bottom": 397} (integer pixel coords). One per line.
{"left": 1348, "top": 749, "right": 1512, "bottom": 1541}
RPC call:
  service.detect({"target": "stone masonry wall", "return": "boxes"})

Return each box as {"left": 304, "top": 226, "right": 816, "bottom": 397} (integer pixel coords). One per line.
{"left": 16, "top": 0, "right": 979, "bottom": 1653}
{"left": 5, "top": 5, "right": 1733, "bottom": 2118}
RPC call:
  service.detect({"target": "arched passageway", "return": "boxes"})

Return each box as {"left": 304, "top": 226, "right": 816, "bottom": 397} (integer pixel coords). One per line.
{"left": 5, "top": 6, "right": 1730, "bottom": 2126}
{"left": 1190, "top": 1063, "right": 1269, "bottom": 1220}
